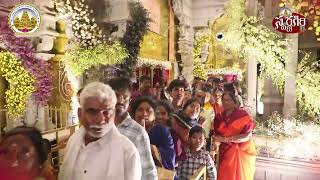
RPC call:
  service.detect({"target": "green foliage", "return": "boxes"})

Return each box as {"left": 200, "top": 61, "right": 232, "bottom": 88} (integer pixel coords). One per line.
{"left": 0, "top": 51, "right": 35, "bottom": 118}
{"left": 297, "top": 52, "right": 320, "bottom": 117}
{"left": 194, "top": 0, "right": 320, "bottom": 117}
{"left": 119, "top": 1, "right": 151, "bottom": 77}
{"left": 64, "top": 42, "right": 128, "bottom": 76}
{"left": 223, "top": 12, "right": 289, "bottom": 92}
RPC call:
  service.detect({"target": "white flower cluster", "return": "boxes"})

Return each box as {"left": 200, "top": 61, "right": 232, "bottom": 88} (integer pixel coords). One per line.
{"left": 207, "top": 68, "right": 241, "bottom": 75}
{"left": 55, "top": 0, "right": 105, "bottom": 48}
{"left": 137, "top": 57, "right": 172, "bottom": 70}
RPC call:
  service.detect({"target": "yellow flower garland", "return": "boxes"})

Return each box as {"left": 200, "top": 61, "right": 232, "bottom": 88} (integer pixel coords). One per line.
{"left": 0, "top": 51, "right": 35, "bottom": 118}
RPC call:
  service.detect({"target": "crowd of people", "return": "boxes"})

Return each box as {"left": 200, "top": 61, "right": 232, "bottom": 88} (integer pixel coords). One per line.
{"left": 0, "top": 75, "right": 256, "bottom": 180}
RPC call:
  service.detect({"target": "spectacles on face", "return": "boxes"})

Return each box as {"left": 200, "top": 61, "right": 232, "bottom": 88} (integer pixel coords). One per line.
{"left": 85, "top": 108, "right": 115, "bottom": 117}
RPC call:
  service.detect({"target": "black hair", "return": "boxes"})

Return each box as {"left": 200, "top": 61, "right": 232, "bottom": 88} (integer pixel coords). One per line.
{"left": 130, "top": 95, "right": 157, "bottom": 117}
{"left": 108, "top": 77, "right": 133, "bottom": 92}
{"left": 224, "top": 83, "right": 236, "bottom": 95}
{"left": 2, "top": 126, "right": 51, "bottom": 165}
{"left": 170, "top": 112, "right": 192, "bottom": 129}
{"left": 77, "top": 88, "right": 84, "bottom": 96}
{"left": 213, "top": 87, "right": 224, "bottom": 94}
{"left": 167, "top": 79, "right": 187, "bottom": 92}
{"left": 201, "top": 83, "right": 212, "bottom": 93}
{"left": 189, "top": 125, "right": 206, "bottom": 137}
{"left": 193, "top": 77, "right": 205, "bottom": 82}
{"left": 157, "top": 100, "right": 174, "bottom": 115}
{"left": 222, "top": 91, "right": 240, "bottom": 106}
{"left": 140, "top": 75, "right": 151, "bottom": 82}
{"left": 182, "top": 98, "right": 201, "bottom": 111}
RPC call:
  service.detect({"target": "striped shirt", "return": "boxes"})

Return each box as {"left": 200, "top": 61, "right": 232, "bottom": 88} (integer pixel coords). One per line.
{"left": 117, "top": 115, "right": 157, "bottom": 180}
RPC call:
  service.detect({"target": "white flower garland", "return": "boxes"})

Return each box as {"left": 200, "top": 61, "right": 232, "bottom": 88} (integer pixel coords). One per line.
{"left": 137, "top": 57, "right": 172, "bottom": 69}
{"left": 207, "top": 68, "right": 242, "bottom": 75}
{"left": 55, "top": 0, "right": 105, "bottom": 48}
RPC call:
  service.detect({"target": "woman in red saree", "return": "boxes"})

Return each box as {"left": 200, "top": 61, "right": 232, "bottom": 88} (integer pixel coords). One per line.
{"left": 213, "top": 92, "right": 256, "bottom": 180}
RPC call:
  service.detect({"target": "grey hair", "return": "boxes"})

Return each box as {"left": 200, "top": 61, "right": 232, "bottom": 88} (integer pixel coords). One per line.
{"left": 80, "top": 82, "right": 117, "bottom": 107}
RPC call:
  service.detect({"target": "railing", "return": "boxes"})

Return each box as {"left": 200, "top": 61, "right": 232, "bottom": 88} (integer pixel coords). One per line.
{"left": 190, "top": 165, "right": 207, "bottom": 180}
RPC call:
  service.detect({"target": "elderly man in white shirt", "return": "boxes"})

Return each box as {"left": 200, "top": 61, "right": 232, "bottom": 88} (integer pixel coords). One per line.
{"left": 59, "top": 82, "right": 141, "bottom": 180}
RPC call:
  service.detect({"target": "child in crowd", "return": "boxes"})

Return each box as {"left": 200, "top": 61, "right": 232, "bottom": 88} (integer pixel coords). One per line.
{"left": 177, "top": 126, "right": 217, "bottom": 180}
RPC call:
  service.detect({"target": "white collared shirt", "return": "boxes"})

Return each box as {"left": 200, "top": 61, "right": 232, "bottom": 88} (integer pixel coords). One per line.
{"left": 59, "top": 125, "right": 141, "bottom": 180}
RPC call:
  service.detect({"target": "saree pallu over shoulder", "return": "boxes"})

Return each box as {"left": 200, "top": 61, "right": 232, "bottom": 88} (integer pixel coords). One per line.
{"left": 215, "top": 108, "right": 256, "bottom": 180}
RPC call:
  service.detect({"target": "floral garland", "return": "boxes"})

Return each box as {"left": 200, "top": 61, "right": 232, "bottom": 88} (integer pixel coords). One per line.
{"left": 193, "top": 34, "right": 212, "bottom": 80}
{"left": 55, "top": 0, "right": 104, "bottom": 48}
{"left": 207, "top": 68, "right": 242, "bottom": 75}
{"left": 193, "top": 59, "right": 207, "bottom": 80}
{"left": 136, "top": 57, "right": 171, "bottom": 69}
{"left": 0, "top": 51, "right": 35, "bottom": 118}
{"left": 216, "top": 0, "right": 320, "bottom": 117}
{"left": 119, "top": 1, "right": 151, "bottom": 77}
{"left": 0, "top": 17, "right": 53, "bottom": 105}
{"left": 220, "top": 0, "right": 289, "bottom": 93}
{"left": 64, "top": 42, "right": 128, "bottom": 76}
{"left": 55, "top": 0, "right": 128, "bottom": 75}
{"left": 296, "top": 51, "right": 320, "bottom": 116}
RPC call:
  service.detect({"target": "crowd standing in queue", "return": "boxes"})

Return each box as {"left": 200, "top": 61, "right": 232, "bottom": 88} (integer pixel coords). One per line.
{"left": 0, "top": 75, "right": 256, "bottom": 180}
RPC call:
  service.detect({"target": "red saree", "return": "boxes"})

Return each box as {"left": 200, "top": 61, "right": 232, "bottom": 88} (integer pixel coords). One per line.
{"left": 214, "top": 108, "right": 256, "bottom": 180}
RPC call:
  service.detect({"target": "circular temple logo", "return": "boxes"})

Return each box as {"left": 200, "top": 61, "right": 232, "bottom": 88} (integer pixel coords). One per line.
{"left": 9, "top": 4, "right": 41, "bottom": 34}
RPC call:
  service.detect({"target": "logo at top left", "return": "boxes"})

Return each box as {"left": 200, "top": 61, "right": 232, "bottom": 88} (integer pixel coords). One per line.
{"left": 9, "top": 4, "right": 41, "bottom": 34}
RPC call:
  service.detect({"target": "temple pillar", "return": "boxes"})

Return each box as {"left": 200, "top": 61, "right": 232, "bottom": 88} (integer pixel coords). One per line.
{"left": 168, "top": 0, "right": 175, "bottom": 81}
{"left": 172, "top": 0, "right": 194, "bottom": 84}
{"left": 48, "top": 20, "right": 72, "bottom": 127}
{"left": 246, "top": 0, "right": 258, "bottom": 117}
{"left": 283, "top": 34, "right": 298, "bottom": 118}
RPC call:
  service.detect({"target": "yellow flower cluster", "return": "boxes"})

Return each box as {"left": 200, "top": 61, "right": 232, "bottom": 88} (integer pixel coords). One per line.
{"left": 0, "top": 51, "right": 35, "bottom": 118}
{"left": 64, "top": 42, "right": 128, "bottom": 76}
{"left": 193, "top": 59, "right": 207, "bottom": 80}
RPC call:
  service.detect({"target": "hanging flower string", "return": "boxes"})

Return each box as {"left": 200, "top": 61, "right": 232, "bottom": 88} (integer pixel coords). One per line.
{"left": 55, "top": 0, "right": 128, "bottom": 75}
{"left": 64, "top": 42, "right": 128, "bottom": 76}
{"left": 136, "top": 57, "right": 172, "bottom": 70}
{"left": 0, "top": 16, "right": 53, "bottom": 105}
{"left": 55, "top": 0, "right": 104, "bottom": 48}
{"left": 0, "top": 52, "right": 35, "bottom": 118}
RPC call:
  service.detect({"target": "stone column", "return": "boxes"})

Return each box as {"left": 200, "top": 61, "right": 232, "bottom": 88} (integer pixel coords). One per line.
{"left": 246, "top": 0, "right": 258, "bottom": 117}
{"left": 283, "top": 34, "right": 298, "bottom": 118}
{"left": 168, "top": 0, "right": 175, "bottom": 81}
{"left": 172, "top": 0, "right": 194, "bottom": 84}
{"left": 246, "top": 55, "right": 257, "bottom": 117}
